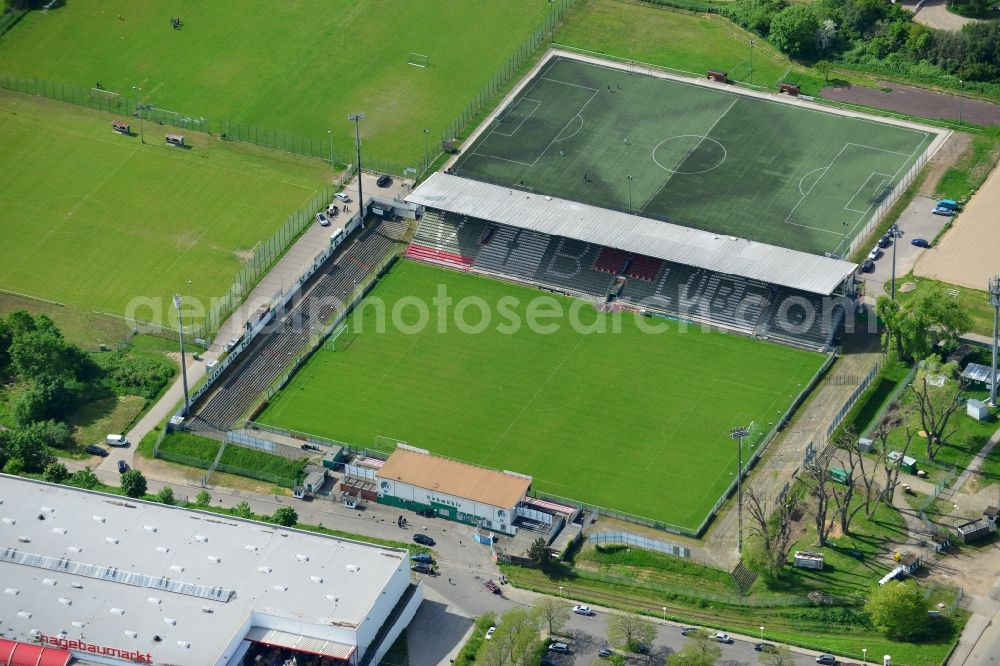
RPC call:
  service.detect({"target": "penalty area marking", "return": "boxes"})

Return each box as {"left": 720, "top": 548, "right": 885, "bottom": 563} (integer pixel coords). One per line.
{"left": 553, "top": 114, "right": 584, "bottom": 143}
{"left": 491, "top": 98, "right": 542, "bottom": 137}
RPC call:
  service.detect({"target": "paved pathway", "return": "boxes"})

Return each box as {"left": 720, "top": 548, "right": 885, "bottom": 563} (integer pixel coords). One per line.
{"left": 901, "top": 0, "right": 987, "bottom": 31}
{"left": 949, "top": 426, "right": 1000, "bottom": 496}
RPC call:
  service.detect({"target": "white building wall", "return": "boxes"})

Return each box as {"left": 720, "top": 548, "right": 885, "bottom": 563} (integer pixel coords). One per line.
{"left": 368, "top": 583, "right": 424, "bottom": 666}
{"left": 378, "top": 479, "right": 515, "bottom": 531}
{"left": 355, "top": 557, "right": 412, "bottom": 652}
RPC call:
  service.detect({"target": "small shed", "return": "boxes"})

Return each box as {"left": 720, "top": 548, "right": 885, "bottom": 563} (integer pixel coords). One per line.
{"left": 931, "top": 533, "right": 951, "bottom": 552}
{"left": 954, "top": 518, "right": 996, "bottom": 544}
{"left": 899, "top": 552, "right": 921, "bottom": 575}
{"left": 322, "top": 446, "right": 345, "bottom": 470}
{"left": 858, "top": 437, "right": 874, "bottom": 453}
{"left": 112, "top": 120, "right": 130, "bottom": 134}
{"left": 829, "top": 467, "right": 850, "bottom": 485}
{"left": 302, "top": 467, "right": 327, "bottom": 494}
{"left": 967, "top": 399, "right": 990, "bottom": 422}
{"left": 166, "top": 133, "right": 185, "bottom": 147}
{"left": 779, "top": 82, "right": 801, "bottom": 96}
{"left": 794, "top": 551, "right": 824, "bottom": 570}
{"left": 706, "top": 70, "right": 729, "bottom": 83}
{"left": 888, "top": 450, "right": 917, "bottom": 474}
{"left": 962, "top": 362, "right": 995, "bottom": 388}
{"left": 984, "top": 506, "right": 998, "bottom": 525}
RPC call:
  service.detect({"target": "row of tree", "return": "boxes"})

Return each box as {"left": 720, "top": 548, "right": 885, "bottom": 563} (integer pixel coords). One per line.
{"left": 724, "top": 0, "right": 1000, "bottom": 87}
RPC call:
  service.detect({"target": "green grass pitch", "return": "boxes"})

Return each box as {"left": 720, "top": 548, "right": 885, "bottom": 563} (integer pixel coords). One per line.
{"left": 0, "top": 91, "right": 329, "bottom": 322}
{"left": 0, "top": 0, "right": 555, "bottom": 164}
{"left": 452, "top": 56, "right": 935, "bottom": 256}
{"left": 259, "top": 260, "right": 826, "bottom": 530}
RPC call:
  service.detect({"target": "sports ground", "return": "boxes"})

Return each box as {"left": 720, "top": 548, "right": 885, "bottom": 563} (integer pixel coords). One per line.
{"left": 0, "top": 91, "right": 328, "bottom": 321}
{"left": 452, "top": 56, "right": 935, "bottom": 255}
{"left": 259, "top": 261, "right": 826, "bottom": 530}
{"left": 0, "top": 0, "right": 555, "bottom": 163}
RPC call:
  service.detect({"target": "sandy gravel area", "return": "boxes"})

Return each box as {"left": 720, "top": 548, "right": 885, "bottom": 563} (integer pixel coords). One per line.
{"left": 821, "top": 81, "right": 1000, "bottom": 125}
{"left": 913, "top": 164, "right": 1000, "bottom": 289}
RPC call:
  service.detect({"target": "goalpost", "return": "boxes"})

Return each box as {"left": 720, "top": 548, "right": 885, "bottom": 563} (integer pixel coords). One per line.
{"left": 407, "top": 52, "right": 429, "bottom": 68}
{"left": 90, "top": 87, "right": 123, "bottom": 111}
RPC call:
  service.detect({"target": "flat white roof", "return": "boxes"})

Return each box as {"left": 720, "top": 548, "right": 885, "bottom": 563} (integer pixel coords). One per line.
{"left": 406, "top": 172, "right": 857, "bottom": 295}
{"left": 0, "top": 476, "right": 408, "bottom": 665}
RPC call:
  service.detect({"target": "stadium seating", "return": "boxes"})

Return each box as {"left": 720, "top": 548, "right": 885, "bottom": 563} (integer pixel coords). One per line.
{"left": 593, "top": 247, "right": 628, "bottom": 275}
{"left": 473, "top": 225, "right": 548, "bottom": 278}
{"left": 404, "top": 210, "right": 485, "bottom": 270}
{"left": 625, "top": 254, "right": 662, "bottom": 282}
{"left": 533, "top": 237, "right": 616, "bottom": 298}
{"left": 189, "top": 221, "right": 404, "bottom": 432}
{"left": 759, "top": 288, "right": 848, "bottom": 350}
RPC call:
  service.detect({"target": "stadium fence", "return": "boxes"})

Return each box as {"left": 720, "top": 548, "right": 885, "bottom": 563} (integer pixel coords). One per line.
{"left": 440, "top": 0, "right": 578, "bottom": 148}
{"left": 825, "top": 360, "right": 882, "bottom": 437}
{"left": 845, "top": 151, "right": 927, "bottom": 259}
{"left": 589, "top": 531, "right": 691, "bottom": 559}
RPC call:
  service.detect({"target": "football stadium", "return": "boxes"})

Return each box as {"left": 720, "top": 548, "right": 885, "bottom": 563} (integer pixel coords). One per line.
{"left": 188, "top": 51, "right": 944, "bottom": 534}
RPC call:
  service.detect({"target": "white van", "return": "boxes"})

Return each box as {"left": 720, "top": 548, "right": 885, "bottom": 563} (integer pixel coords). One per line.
{"left": 106, "top": 434, "right": 129, "bottom": 447}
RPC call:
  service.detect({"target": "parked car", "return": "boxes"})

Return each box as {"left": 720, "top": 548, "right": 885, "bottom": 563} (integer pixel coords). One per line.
{"left": 376, "top": 174, "right": 392, "bottom": 187}
{"left": 547, "top": 642, "right": 570, "bottom": 654}
{"left": 911, "top": 238, "right": 931, "bottom": 248}
{"left": 412, "top": 533, "right": 435, "bottom": 546}
{"left": 598, "top": 646, "right": 615, "bottom": 658}
{"left": 932, "top": 206, "right": 956, "bottom": 216}
{"left": 335, "top": 192, "right": 352, "bottom": 203}
{"left": 572, "top": 605, "right": 595, "bottom": 616}
{"left": 714, "top": 632, "right": 733, "bottom": 644}
{"left": 860, "top": 259, "right": 875, "bottom": 273}
{"left": 316, "top": 212, "right": 331, "bottom": 226}
{"left": 411, "top": 563, "right": 433, "bottom": 574}
{"left": 484, "top": 626, "right": 496, "bottom": 640}
{"left": 484, "top": 579, "right": 501, "bottom": 594}
{"left": 117, "top": 460, "right": 128, "bottom": 473}
{"left": 86, "top": 445, "right": 109, "bottom": 457}
{"left": 411, "top": 553, "right": 433, "bottom": 564}
{"left": 540, "top": 659, "right": 559, "bottom": 666}
{"left": 680, "top": 626, "right": 699, "bottom": 636}
{"left": 754, "top": 642, "right": 776, "bottom": 652}
{"left": 816, "top": 656, "right": 838, "bottom": 665}
{"left": 877, "top": 234, "right": 892, "bottom": 248}
{"left": 867, "top": 246, "right": 881, "bottom": 260}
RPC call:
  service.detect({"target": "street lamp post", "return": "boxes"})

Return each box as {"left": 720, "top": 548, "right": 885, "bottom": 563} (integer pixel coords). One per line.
{"left": 862, "top": 648, "right": 867, "bottom": 665}
{"left": 348, "top": 112, "right": 365, "bottom": 224}
{"left": 328, "top": 130, "right": 334, "bottom": 167}
{"left": 988, "top": 276, "right": 1000, "bottom": 406}
{"left": 627, "top": 175, "right": 633, "bottom": 215}
{"left": 959, "top": 80, "right": 964, "bottom": 125}
{"left": 730, "top": 426, "right": 750, "bottom": 553}
{"left": 172, "top": 294, "right": 191, "bottom": 416}
{"left": 662, "top": 606, "right": 666, "bottom": 620}
{"left": 749, "top": 40, "right": 756, "bottom": 86}
{"left": 559, "top": 585, "right": 563, "bottom": 597}
{"left": 131, "top": 86, "right": 144, "bottom": 144}
{"left": 760, "top": 627, "right": 764, "bottom": 642}
{"left": 890, "top": 225, "right": 904, "bottom": 299}
{"left": 423, "top": 128, "right": 430, "bottom": 175}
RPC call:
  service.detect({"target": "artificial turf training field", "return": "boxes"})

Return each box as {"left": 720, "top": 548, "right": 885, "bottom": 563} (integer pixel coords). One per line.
{"left": 259, "top": 260, "right": 826, "bottom": 530}
{"left": 0, "top": 0, "right": 555, "bottom": 164}
{"left": 0, "top": 90, "right": 328, "bottom": 322}
{"left": 453, "top": 56, "right": 935, "bottom": 256}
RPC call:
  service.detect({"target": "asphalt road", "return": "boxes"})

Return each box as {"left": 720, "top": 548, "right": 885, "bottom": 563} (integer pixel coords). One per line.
{"left": 861, "top": 194, "right": 950, "bottom": 299}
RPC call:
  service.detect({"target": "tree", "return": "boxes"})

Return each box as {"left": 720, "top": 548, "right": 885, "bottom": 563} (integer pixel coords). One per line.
{"left": 829, "top": 428, "right": 864, "bottom": 535}
{"left": 484, "top": 607, "right": 540, "bottom": 666}
{"left": 271, "top": 506, "right": 298, "bottom": 527}
{"left": 607, "top": 612, "right": 656, "bottom": 653}
{"left": 532, "top": 597, "right": 570, "bottom": 636}
{"left": 666, "top": 630, "right": 721, "bottom": 666}
{"left": 869, "top": 405, "right": 917, "bottom": 506}
{"left": 154, "top": 487, "right": 176, "bottom": 505}
{"left": 527, "top": 537, "right": 549, "bottom": 566}
{"left": 910, "top": 356, "right": 965, "bottom": 461}
{"left": 865, "top": 580, "right": 928, "bottom": 638}
{"left": 804, "top": 454, "right": 833, "bottom": 546}
{"left": 7, "top": 422, "right": 58, "bottom": 472}
{"left": 876, "top": 292, "right": 970, "bottom": 361}
{"left": 196, "top": 490, "right": 212, "bottom": 507}
{"left": 71, "top": 466, "right": 100, "bottom": 489}
{"left": 231, "top": 500, "right": 254, "bottom": 518}
{"left": 768, "top": 5, "right": 821, "bottom": 56}
{"left": 120, "top": 469, "right": 147, "bottom": 498}
{"left": 744, "top": 486, "right": 798, "bottom": 581}
{"left": 816, "top": 59, "right": 832, "bottom": 83}
{"left": 817, "top": 18, "right": 837, "bottom": 54}
{"left": 42, "top": 462, "right": 69, "bottom": 483}
{"left": 759, "top": 644, "right": 795, "bottom": 666}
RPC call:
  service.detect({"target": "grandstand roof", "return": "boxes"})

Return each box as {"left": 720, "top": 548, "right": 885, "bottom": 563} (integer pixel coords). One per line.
{"left": 406, "top": 173, "right": 857, "bottom": 295}
{"left": 0, "top": 475, "right": 408, "bottom": 666}
{"left": 379, "top": 448, "right": 531, "bottom": 509}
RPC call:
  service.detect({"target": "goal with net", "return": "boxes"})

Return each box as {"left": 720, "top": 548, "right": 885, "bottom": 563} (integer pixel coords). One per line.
{"left": 407, "top": 52, "right": 429, "bottom": 68}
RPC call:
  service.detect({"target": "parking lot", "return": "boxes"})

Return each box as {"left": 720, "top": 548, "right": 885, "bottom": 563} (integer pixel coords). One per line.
{"left": 861, "top": 194, "right": 951, "bottom": 299}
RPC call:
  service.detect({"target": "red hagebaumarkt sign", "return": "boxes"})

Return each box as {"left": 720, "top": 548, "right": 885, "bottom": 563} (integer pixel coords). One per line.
{"left": 36, "top": 633, "right": 154, "bottom": 664}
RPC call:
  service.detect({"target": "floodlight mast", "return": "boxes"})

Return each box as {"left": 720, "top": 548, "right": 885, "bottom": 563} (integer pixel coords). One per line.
{"left": 730, "top": 425, "right": 750, "bottom": 553}
{"left": 349, "top": 112, "right": 365, "bottom": 226}
{"left": 172, "top": 294, "right": 190, "bottom": 416}
{"left": 989, "top": 276, "right": 1000, "bottom": 406}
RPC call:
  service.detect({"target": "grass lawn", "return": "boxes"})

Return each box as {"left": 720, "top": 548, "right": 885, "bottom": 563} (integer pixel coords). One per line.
{"left": 67, "top": 394, "right": 145, "bottom": 451}
{"left": 0, "top": 292, "right": 131, "bottom": 350}
{"left": 218, "top": 444, "right": 307, "bottom": 484}
{"left": 554, "top": 0, "right": 791, "bottom": 90}
{"left": 934, "top": 128, "right": 1000, "bottom": 202}
{"left": 158, "top": 430, "right": 221, "bottom": 463}
{"left": 0, "top": 0, "right": 556, "bottom": 164}
{"left": 453, "top": 55, "right": 934, "bottom": 255}
{"left": 0, "top": 90, "right": 329, "bottom": 325}
{"left": 895, "top": 273, "right": 997, "bottom": 338}
{"left": 259, "top": 260, "right": 825, "bottom": 531}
